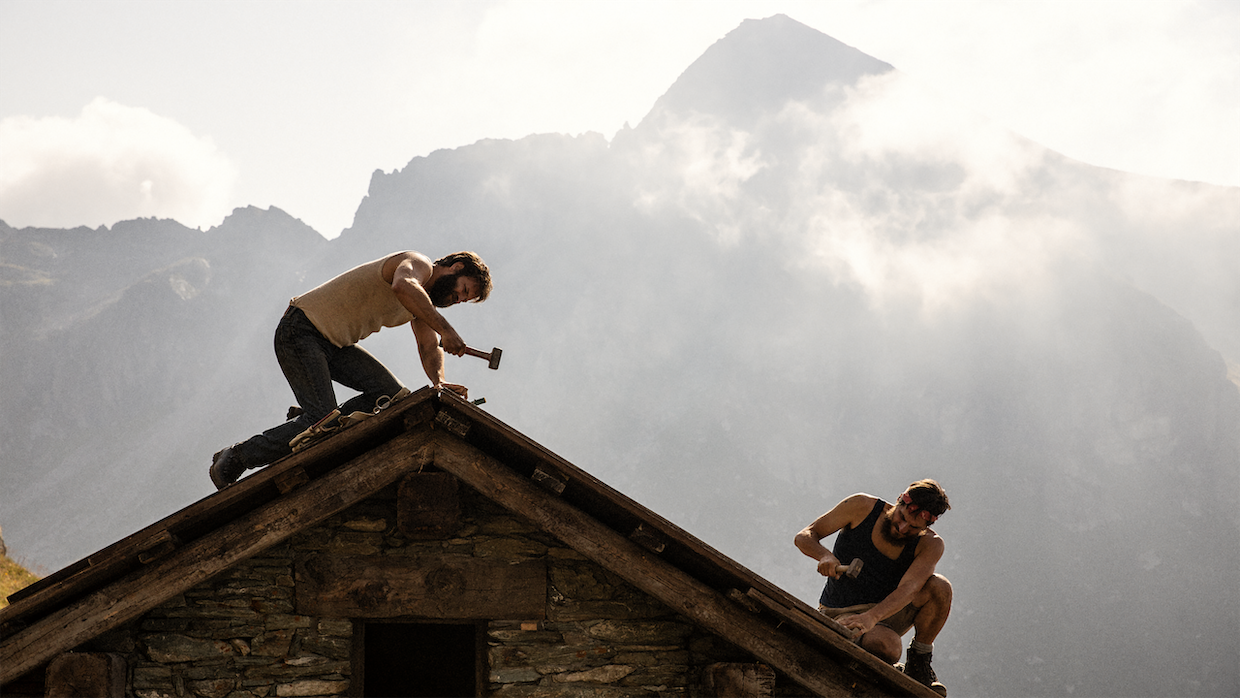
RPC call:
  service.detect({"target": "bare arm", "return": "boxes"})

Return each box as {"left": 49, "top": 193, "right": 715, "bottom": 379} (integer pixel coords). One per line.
{"left": 849, "top": 533, "right": 944, "bottom": 633}
{"left": 410, "top": 315, "right": 449, "bottom": 389}
{"left": 795, "top": 494, "right": 876, "bottom": 579}
{"left": 383, "top": 252, "right": 467, "bottom": 391}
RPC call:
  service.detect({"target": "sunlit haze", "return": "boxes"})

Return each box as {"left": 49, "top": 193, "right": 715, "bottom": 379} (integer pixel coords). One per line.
{"left": 1, "top": 0, "right": 1237, "bottom": 236}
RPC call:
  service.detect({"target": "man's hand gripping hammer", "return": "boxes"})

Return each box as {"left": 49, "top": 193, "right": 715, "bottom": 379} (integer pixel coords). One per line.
{"left": 834, "top": 558, "right": 864, "bottom": 579}
{"left": 442, "top": 341, "right": 503, "bottom": 370}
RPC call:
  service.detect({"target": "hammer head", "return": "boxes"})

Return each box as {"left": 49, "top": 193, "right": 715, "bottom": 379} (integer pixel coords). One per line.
{"left": 487, "top": 347, "right": 502, "bottom": 370}
{"left": 842, "top": 558, "right": 864, "bottom": 578}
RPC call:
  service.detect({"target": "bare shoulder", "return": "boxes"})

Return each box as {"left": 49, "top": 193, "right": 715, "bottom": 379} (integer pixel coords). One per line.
{"left": 808, "top": 493, "right": 878, "bottom": 534}
{"left": 382, "top": 251, "right": 434, "bottom": 284}
{"left": 841, "top": 492, "right": 881, "bottom": 523}
{"left": 841, "top": 492, "right": 879, "bottom": 512}
{"left": 915, "top": 528, "right": 946, "bottom": 558}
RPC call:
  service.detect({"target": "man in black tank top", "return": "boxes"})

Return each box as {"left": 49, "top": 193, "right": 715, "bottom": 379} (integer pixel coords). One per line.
{"left": 795, "top": 479, "right": 952, "bottom": 696}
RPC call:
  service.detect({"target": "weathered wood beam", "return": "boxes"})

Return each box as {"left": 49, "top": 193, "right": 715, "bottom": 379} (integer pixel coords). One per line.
{"left": 743, "top": 588, "right": 941, "bottom": 697}
{"left": 136, "top": 531, "right": 178, "bottom": 564}
{"left": 0, "top": 430, "right": 435, "bottom": 684}
{"left": 430, "top": 435, "right": 883, "bottom": 698}
{"left": 294, "top": 553, "right": 545, "bottom": 618}
{"left": 2, "top": 389, "right": 439, "bottom": 621}
{"left": 629, "top": 523, "right": 667, "bottom": 554}
{"left": 433, "top": 409, "right": 471, "bottom": 437}
{"left": 432, "top": 397, "right": 778, "bottom": 595}
{"left": 273, "top": 467, "right": 310, "bottom": 494}
{"left": 703, "top": 662, "right": 776, "bottom": 697}
{"left": 6, "top": 525, "right": 173, "bottom": 609}
{"left": 531, "top": 467, "right": 567, "bottom": 494}
{"left": 397, "top": 472, "right": 462, "bottom": 539}
{"left": 745, "top": 589, "right": 854, "bottom": 641}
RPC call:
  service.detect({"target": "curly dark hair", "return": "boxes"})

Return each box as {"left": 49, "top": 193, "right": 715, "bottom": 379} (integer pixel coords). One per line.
{"left": 435, "top": 251, "right": 493, "bottom": 302}
{"left": 904, "top": 479, "right": 951, "bottom": 518}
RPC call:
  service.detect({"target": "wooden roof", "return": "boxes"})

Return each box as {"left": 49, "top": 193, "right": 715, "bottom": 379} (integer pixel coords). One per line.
{"left": 0, "top": 388, "right": 938, "bottom": 697}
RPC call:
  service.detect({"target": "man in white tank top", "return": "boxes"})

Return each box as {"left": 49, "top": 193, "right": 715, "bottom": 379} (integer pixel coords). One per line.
{"left": 210, "top": 250, "right": 492, "bottom": 489}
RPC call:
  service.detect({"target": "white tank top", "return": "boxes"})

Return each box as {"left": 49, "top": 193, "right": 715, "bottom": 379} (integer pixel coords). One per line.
{"left": 291, "top": 253, "right": 413, "bottom": 348}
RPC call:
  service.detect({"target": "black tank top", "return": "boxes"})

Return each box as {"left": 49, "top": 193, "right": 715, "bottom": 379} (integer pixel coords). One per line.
{"left": 819, "top": 498, "right": 918, "bottom": 607}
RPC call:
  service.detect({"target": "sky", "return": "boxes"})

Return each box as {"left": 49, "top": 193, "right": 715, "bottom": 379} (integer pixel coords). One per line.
{"left": 1, "top": 0, "right": 1237, "bottom": 238}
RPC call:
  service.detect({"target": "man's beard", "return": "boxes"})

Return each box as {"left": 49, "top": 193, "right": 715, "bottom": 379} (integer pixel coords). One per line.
{"left": 879, "top": 510, "right": 908, "bottom": 544}
{"left": 428, "top": 272, "right": 459, "bottom": 307}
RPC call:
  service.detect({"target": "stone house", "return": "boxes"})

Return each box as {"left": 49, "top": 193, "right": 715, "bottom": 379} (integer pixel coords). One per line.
{"left": 0, "top": 388, "right": 938, "bottom": 697}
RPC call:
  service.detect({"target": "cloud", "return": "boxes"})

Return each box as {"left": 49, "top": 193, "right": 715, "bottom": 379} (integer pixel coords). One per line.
{"left": 629, "top": 69, "right": 1088, "bottom": 315}
{"left": 630, "top": 113, "right": 767, "bottom": 246}
{"left": 791, "top": 71, "right": 1084, "bottom": 312}
{"left": 802, "top": 0, "right": 1240, "bottom": 188}
{"left": 0, "top": 98, "right": 237, "bottom": 230}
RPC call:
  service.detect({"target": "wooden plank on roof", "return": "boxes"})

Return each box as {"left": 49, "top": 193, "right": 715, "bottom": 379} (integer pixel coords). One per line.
{"left": 274, "top": 467, "right": 310, "bottom": 494}
{"left": 531, "top": 467, "right": 567, "bottom": 494}
{"left": 429, "top": 434, "right": 889, "bottom": 697}
{"left": 2, "top": 529, "right": 180, "bottom": 634}
{"left": 436, "top": 395, "right": 781, "bottom": 592}
{"left": 744, "top": 588, "right": 943, "bottom": 698}
{"left": 0, "top": 389, "right": 440, "bottom": 633}
{"left": 629, "top": 523, "right": 667, "bottom": 554}
{"left": 136, "top": 531, "right": 178, "bottom": 564}
{"left": 0, "top": 429, "right": 435, "bottom": 684}
{"left": 6, "top": 527, "right": 173, "bottom": 606}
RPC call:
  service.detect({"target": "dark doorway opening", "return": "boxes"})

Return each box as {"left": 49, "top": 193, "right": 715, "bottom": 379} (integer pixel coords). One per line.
{"left": 362, "top": 622, "right": 478, "bottom": 697}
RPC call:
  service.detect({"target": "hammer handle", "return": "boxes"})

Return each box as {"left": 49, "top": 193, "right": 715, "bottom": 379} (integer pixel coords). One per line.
{"left": 438, "top": 339, "right": 488, "bottom": 359}
{"left": 834, "top": 559, "right": 863, "bottom": 578}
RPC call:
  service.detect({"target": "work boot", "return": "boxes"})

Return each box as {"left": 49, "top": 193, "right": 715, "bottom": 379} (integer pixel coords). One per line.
{"left": 902, "top": 645, "right": 947, "bottom": 696}
{"left": 209, "top": 446, "right": 246, "bottom": 490}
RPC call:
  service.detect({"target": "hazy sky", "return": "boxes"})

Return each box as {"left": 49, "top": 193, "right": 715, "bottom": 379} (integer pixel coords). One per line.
{"left": 1, "top": 0, "right": 1237, "bottom": 237}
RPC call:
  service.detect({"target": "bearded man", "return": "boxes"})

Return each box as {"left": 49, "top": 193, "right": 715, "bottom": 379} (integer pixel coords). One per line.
{"left": 210, "top": 250, "right": 492, "bottom": 489}
{"left": 795, "top": 479, "right": 952, "bottom": 696}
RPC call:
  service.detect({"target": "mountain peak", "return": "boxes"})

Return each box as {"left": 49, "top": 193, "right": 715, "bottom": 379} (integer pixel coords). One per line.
{"left": 638, "top": 15, "right": 893, "bottom": 130}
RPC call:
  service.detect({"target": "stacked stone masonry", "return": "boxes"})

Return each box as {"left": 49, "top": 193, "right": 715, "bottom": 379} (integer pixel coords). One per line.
{"left": 69, "top": 481, "right": 804, "bottom": 697}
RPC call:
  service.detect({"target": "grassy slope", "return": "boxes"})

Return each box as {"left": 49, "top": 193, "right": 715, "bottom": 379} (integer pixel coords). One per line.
{"left": 0, "top": 554, "right": 40, "bottom": 609}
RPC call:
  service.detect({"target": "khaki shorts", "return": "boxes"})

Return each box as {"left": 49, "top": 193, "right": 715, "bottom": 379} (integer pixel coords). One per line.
{"left": 818, "top": 602, "right": 918, "bottom": 637}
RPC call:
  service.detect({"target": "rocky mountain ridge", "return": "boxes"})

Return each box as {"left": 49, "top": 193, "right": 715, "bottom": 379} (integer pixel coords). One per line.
{"left": 2, "top": 15, "right": 1236, "bottom": 698}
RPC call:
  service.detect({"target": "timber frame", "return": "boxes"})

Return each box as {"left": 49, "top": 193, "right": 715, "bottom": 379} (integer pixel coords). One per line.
{"left": 0, "top": 387, "right": 939, "bottom": 697}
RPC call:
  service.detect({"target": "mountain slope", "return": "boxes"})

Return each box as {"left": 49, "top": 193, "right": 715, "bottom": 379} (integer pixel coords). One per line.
{"left": 639, "top": 14, "right": 893, "bottom": 131}
{"left": 1, "top": 14, "right": 1236, "bottom": 698}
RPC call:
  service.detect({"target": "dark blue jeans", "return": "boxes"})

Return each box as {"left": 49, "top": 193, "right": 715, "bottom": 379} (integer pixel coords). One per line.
{"left": 231, "top": 307, "right": 405, "bottom": 469}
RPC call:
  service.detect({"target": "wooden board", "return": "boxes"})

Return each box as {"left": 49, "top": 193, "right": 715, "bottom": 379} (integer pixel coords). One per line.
{"left": 295, "top": 554, "right": 545, "bottom": 619}
{"left": 743, "top": 589, "right": 941, "bottom": 698}
{"left": 1, "top": 389, "right": 439, "bottom": 626}
{"left": 0, "top": 430, "right": 435, "bottom": 684}
{"left": 429, "top": 434, "right": 887, "bottom": 697}
{"left": 397, "top": 472, "right": 461, "bottom": 539}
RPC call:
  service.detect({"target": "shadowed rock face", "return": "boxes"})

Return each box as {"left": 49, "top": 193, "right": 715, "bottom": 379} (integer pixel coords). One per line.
{"left": 2, "top": 14, "right": 1237, "bottom": 698}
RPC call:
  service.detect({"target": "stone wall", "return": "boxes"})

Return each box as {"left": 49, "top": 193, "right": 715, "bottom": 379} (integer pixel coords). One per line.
{"left": 70, "top": 479, "right": 802, "bottom": 697}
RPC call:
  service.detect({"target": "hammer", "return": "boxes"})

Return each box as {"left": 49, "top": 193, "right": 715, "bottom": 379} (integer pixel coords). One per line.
{"left": 462, "top": 345, "right": 502, "bottom": 370}
{"left": 834, "top": 558, "right": 864, "bottom": 579}
{"left": 440, "top": 339, "right": 502, "bottom": 369}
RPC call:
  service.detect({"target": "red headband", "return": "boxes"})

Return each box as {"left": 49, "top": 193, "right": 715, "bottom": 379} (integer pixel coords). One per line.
{"left": 899, "top": 492, "right": 938, "bottom": 524}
